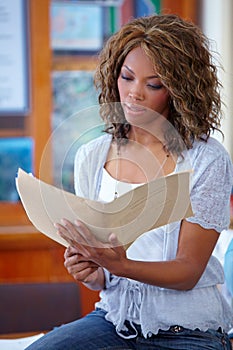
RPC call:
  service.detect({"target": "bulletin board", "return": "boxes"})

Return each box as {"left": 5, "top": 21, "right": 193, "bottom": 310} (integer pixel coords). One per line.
{"left": 0, "top": 0, "right": 30, "bottom": 116}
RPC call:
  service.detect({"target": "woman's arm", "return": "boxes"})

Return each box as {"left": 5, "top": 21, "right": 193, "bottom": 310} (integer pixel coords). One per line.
{"left": 120, "top": 220, "right": 219, "bottom": 290}
{"left": 56, "top": 219, "right": 219, "bottom": 291}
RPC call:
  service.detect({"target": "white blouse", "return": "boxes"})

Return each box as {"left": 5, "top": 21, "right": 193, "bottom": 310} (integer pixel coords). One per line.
{"left": 74, "top": 133, "right": 233, "bottom": 338}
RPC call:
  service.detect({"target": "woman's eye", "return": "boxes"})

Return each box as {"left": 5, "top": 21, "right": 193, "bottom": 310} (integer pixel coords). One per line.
{"left": 121, "top": 74, "right": 132, "bottom": 81}
{"left": 148, "top": 84, "right": 163, "bottom": 90}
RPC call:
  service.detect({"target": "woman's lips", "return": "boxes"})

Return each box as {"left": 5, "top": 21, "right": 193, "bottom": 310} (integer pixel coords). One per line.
{"left": 124, "top": 103, "right": 146, "bottom": 114}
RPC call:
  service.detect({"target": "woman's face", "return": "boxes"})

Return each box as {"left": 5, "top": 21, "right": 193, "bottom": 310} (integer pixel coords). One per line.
{"left": 117, "top": 46, "right": 170, "bottom": 127}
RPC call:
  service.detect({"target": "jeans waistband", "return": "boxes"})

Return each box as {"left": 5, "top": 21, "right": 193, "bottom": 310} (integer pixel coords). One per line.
{"left": 169, "top": 325, "right": 225, "bottom": 334}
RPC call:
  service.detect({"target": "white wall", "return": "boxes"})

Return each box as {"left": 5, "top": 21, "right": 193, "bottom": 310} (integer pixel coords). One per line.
{"left": 201, "top": 0, "right": 233, "bottom": 159}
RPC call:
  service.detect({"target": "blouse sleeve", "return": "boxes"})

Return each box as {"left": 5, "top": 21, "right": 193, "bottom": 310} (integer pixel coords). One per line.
{"left": 73, "top": 134, "right": 112, "bottom": 200}
{"left": 186, "top": 147, "right": 233, "bottom": 233}
{"left": 74, "top": 144, "right": 90, "bottom": 198}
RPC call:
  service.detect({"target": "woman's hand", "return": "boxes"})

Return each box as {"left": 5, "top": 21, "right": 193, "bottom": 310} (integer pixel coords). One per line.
{"left": 55, "top": 219, "right": 128, "bottom": 278}
{"left": 64, "top": 245, "right": 104, "bottom": 290}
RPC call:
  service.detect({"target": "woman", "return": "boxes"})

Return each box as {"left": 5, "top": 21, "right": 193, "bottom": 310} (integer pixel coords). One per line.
{"left": 27, "top": 14, "right": 233, "bottom": 350}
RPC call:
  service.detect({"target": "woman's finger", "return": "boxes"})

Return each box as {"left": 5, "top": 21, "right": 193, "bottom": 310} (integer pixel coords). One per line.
{"left": 73, "top": 220, "right": 100, "bottom": 247}
{"left": 64, "top": 245, "right": 80, "bottom": 258}
{"left": 55, "top": 222, "right": 91, "bottom": 256}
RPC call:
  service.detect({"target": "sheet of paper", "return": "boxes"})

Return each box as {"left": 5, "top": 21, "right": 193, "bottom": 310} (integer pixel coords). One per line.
{"left": 16, "top": 168, "right": 193, "bottom": 248}
{"left": 0, "top": 333, "right": 44, "bottom": 350}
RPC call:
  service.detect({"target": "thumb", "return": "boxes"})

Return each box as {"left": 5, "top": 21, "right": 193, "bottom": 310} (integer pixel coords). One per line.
{"left": 109, "top": 233, "right": 121, "bottom": 248}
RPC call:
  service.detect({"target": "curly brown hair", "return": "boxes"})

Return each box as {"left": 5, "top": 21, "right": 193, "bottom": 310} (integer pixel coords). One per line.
{"left": 94, "top": 14, "right": 223, "bottom": 154}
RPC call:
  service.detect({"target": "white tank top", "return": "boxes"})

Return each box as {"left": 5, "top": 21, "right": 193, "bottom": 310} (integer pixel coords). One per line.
{"left": 98, "top": 168, "right": 141, "bottom": 202}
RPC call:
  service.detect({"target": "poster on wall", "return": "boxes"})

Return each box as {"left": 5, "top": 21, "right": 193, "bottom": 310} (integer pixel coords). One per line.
{"left": 0, "top": 0, "right": 30, "bottom": 116}
{"left": 0, "top": 137, "right": 33, "bottom": 202}
{"left": 51, "top": 70, "right": 103, "bottom": 193}
{"left": 51, "top": 1, "right": 104, "bottom": 53}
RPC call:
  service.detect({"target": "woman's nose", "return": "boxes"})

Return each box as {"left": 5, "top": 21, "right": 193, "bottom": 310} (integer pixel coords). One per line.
{"left": 128, "top": 86, "right": 144, "bottom": 101}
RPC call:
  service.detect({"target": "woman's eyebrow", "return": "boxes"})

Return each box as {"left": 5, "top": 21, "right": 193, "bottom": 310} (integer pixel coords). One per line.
{"left": 122, "top": 65, "right": 159, "bottom": 79}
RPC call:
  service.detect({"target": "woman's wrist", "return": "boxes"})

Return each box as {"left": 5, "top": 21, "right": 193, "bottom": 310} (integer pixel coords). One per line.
{"left": 83, "top": 267, "right": 105, "bottom": 291}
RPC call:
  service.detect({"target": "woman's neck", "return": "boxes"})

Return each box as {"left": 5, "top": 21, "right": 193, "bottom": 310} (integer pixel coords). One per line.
{"left": 128, "top": 126, "right": 164, "bottom": 147}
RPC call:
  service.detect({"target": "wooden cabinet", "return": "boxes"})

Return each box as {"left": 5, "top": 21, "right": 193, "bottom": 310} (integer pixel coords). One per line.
{"left": 162, "top": 0, "right": 199, "bottom": 23}
{"left": 0, "top": 228, "right": 99, "bottom": 317}
{"left": 0, "top": 0, "right": 52, "bottom": 226}
{"left": 0, "top": 0, "right": 99, "bottom": 321}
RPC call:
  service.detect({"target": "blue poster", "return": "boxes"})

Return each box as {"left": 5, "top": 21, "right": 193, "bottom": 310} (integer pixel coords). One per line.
{"left": 0, "top": 137, "right": 33, "bottom": 202}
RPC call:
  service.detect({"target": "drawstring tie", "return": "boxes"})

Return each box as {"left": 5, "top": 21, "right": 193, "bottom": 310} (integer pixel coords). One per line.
{"left": 115, "top": 284, "right": 142, "bottom": 339}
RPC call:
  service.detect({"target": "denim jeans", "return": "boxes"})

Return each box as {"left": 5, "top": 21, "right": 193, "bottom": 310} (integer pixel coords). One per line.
{"left": 25, "top": 309, "right": 231, "bottom": 350}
